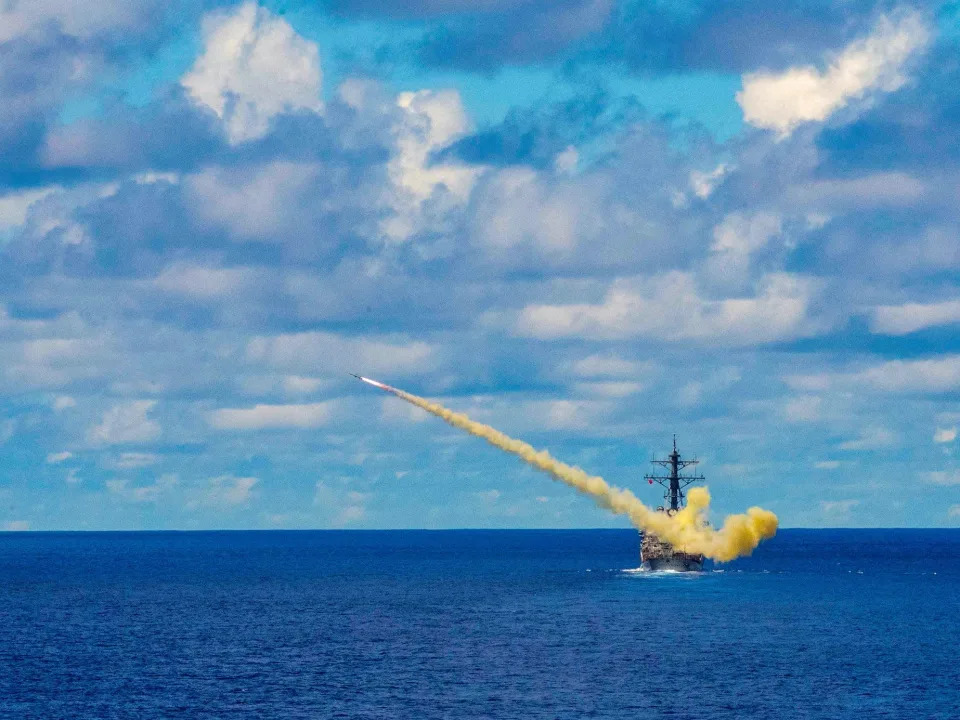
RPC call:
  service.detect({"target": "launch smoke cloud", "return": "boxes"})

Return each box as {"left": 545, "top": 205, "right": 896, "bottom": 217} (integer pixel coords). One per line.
{"left": 358, "top": 376, "right": 778, "bottom": 562}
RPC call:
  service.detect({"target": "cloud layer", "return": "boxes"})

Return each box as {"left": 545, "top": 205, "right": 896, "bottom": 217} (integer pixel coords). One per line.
{"left": 737, "top": 12, "right": 930, "bottom": 136}
{"left": 1, "top": 1, "right": 959, "bottom": 531}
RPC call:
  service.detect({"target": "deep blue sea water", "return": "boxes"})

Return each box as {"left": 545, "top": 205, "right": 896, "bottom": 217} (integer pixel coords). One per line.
{"left": 2, "top": 529, "right": 959, "bottom": 719}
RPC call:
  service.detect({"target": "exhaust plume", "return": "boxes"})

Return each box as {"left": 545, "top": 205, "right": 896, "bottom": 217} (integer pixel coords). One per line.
{"left": 359, "top": 376, "right": 778, "bottom": 562}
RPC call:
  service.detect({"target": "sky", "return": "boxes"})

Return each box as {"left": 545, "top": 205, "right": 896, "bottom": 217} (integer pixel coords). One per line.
{"left": 1, "top": 0, "right": 960, "bottom": 531}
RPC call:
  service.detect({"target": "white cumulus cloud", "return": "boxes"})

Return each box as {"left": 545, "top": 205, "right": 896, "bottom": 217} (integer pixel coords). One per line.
{"left": 382, "top": 89, "right": 481, "bottom": 241}
{"left": 870, "top": 299, "right": 960, "bottom": 336}
{"left": 516, "top": 272, "right": 820, "bottom": 345}
{"left": 0, "top": 186, "right": 59, "bottom": 231}
{"left": 154, "top": 263, "right": 251, "bottom": 298}
{"left": 935, "top": 427, "right": 957, "bottom": 444}
{"left": 188, "top": 475, "right": 258, "bottom": 509}
{"left": 838, "top": 427, "right": 897, "bottom": 451}
{"left": 246, "top": 331, "right": 435, "bottom": 376}
{"left": 314, "top": 481, "right": 371, "bottom": 527}
{"left": 0, "top": 1, "right": 148, "bottom": 42}
{"left": 208, "top": 402, "right": 333, "bottom": 430}
{"left": 821, "top": 499, "right": 860, "bottom": 517}
{"left": 45, "top": 451, "right": 73, "bottom": 464}
{"left": 926, "top": 471, "right": 960, "bottom": 486}
{"left": 181, "top": 2, "right": 322, "bottom": 144}
{"left": 106, "top": 474, "right": 178, "bottom": 503}
{"left": 52, "top": 396, "right": 77, "bottom": 412}
{"left": 87, "top": 401, "right": 160, "bottom": 446}
{"left": 790, "top": 355, "right": 960, "bottom": 394}
{"left": 711, "top": 212, "right": 782, "bottom": 256}
{"left": 737, "top": 12, "right": 930, "bottom": 137}
{"left": 706, "top": 212, "right": 783, "bottom": 288}
{"left": 572, "top": 354, "right": 651, "bottom": 379}
{"left": 106, "top": 452, "right": 159, "bottom": 470}
{"left": 186, "top": 162, "right": 320, "bottom": 240}
{"left": 783, "top": 395, "right": 822, "bottom": 423}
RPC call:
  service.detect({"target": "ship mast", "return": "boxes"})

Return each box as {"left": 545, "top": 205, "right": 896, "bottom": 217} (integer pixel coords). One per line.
{"left": 644, "top": 435, "right": 704, "bottom": 511}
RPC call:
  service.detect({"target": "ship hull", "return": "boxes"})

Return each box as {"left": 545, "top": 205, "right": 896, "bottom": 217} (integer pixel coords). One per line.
{"left": 640, "top": 532, "right": 704, "bottom": 572}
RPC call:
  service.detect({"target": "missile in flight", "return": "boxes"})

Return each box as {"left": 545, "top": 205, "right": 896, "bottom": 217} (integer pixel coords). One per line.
{"left": 351, "top": 373, "right": 394, "bottom": 392}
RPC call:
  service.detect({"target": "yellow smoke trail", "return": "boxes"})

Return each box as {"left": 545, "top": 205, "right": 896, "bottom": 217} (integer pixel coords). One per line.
{"left": 379, "top": 382, "right": 778, "bottom": 562}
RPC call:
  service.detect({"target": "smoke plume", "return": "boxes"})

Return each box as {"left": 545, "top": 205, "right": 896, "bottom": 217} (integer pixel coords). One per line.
{"left": 360, "top": 376, "right": 778, "bottom": 562}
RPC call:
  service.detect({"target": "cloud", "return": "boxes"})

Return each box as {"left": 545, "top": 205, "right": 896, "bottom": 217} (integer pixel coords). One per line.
{"left": 785, "top": 172, "right": 924, "bottom": 213}
{"left": 0, "top": 419, "right": 15, "bottom": 446}
{"left": 459, "top": 126, "right": 687, "bottom": 267}
{"left": 181, "top": 2, "right": 323, "bottom": 144}
{"left": 208, "top": 402, "right": 333, "bottom": 430}
{"left": 45, "top": 451, "right": 73, "bottom": 464}
{"left": 314, "top": 481, "right": 370, "bottom": 527}
{"left": 105, "top": 452, "right": 159, "bottom": 470}
{"left": 87, "top": 401, "right": 160, "bottom": 446}
{"left": 541, "top": 399, "right": 611, "bottom": 430}
{"left": 814, "top": 460, "right": 841, "bottom": 470}
{"left": 0, "top": 0, "right": 957, "bottom": 533}
{"left": 185, "top": 162, "right": 324, "bottom": 241}
{"left": 821, "top": 499, "right": 859, "bottom": 517}
{"left": 856, "top": 357, "right": 960, "bottom": 393}
{"left": 574, "top": 381, "right": 645, "bottom": 398}
{"left": 281, "top": 376, "right": 329, "bottom": 395}
{"left": 870, "top": 299, "right": 960, "bottom": 336}
{"left": 816, "top": 43, "right": 960, "bottom": 174}
{"left": 246, "top": 332, "right": 435, "bottom": 375}
{"left": 926, "top": 471, "right": 960, "bottom": 487}
{"left": 0, "top": 187, "right": 59, "bottom": 231}
{"left": 607, "top": 1, "right": 893, "bottom": 75}
{"left": 572, "top": 354, "right": 650, "bottom": 379}
{"left": 790, "top": 356, "right": 960, "bottom": 394}
{"left": 737, "top": 12, "right": 930, "bottom": 136}
{"left": 474, "top": 489, "right": 501, "bottom": 504}
{"left": 382, "top": 89, "right": 480, "bottom": 241}
{"left": 380, "top": 397, "right": 430, "bottom": 424}
{"left": 7, "top": 336, "right": 113, "bottom": 390}
{"left": 106, "top": 474, "right": 178, "bottom": 503}
{"left": 52, "top": 396, "right": 77, "bottom": 411}
{"left": 516, "top": 272, "right": 821, "bottom": 345}
{"left": 0, "top": 1, "right": 156, "bottom": 42}
{"left": 2, "top": 520, "right": 29, "bottom": 531}
{"left": 0, "top": 1, "right": 181, "bottom": 169}
{"left": 153, "top": 263, "right": 251, "bottom": 299}
{"left": 188, "top": 475, "right": 258, "bottom": 509}
{"left": 711, "top": 211, "right": 782, "bottom": 256}
{"left": 838, "top": 427, "right": 897, "bottom": 451}
{"left": 675, "top": 367, "right": 741, "bottom": 407}
{"left": 783, "top": 395, "right": 822, "bottom": 423}
{"left": 690, "top": 164, "right": 729, "bottom": 199}
{"left": 950, "top": 505, "right": 960, "bottom": 519}
{"left": 934, "top": 427, "right": 957, "bottom": 444}
{"left": 706, "top": 211, "right": 783, "bottom": 287}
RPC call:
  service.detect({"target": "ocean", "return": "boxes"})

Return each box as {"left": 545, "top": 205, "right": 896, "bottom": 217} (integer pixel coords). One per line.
{"left": 2, "top": 529, "right": 958, "bottom": 719}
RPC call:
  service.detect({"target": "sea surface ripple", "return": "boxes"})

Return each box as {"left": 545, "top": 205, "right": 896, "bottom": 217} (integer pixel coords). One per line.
{"left": 2, "top": 529, "right": 958, "bottom": 719}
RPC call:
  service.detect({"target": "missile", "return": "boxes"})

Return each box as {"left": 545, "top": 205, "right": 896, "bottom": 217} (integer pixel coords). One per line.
{"left": 350, "top": 373, "right": 394, "bottom": 392}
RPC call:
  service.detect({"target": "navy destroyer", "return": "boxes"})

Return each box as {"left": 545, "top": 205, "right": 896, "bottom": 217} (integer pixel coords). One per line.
{"left": 640, "top": 437, "right": 705, "bottom": 571}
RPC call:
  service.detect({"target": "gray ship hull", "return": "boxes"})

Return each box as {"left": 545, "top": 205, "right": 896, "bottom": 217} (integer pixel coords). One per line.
{"left": 640, "top": 531, "right": 704, "bottom": 572}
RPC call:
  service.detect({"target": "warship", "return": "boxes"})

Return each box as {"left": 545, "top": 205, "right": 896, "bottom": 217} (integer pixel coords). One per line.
{"left": 640, "top": 437, "right": 705, "bottom": 572}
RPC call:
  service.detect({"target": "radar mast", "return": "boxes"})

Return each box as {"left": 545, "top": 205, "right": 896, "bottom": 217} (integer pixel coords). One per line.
{"left": 644, "top": 435, "right": 704, "bottom": 512}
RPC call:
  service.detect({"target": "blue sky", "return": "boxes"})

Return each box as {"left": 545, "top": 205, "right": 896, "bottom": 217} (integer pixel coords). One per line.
{"left": 2, "top": 0, "right": 960, "bottom": 531}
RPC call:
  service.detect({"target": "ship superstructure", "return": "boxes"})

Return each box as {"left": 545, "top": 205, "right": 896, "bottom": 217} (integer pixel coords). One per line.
{"left": 640, "top": 437, "right": 705, "bottom": 571}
